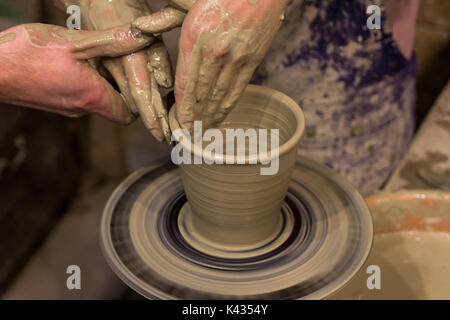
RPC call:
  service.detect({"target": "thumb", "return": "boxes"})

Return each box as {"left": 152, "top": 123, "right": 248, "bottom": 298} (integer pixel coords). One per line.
{"left": 71, "top": 24, "right": 153, "bottom": 60}
{"left": 94, "top": 74, "right": 137, "bottom": 125}
{"left": 132, "top": 6, "right": 186, "bottom": 34}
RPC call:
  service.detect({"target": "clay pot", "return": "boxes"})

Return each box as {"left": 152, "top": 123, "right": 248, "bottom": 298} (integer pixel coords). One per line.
{"left": 169, "top": 85, "right": 305, "bottom": 249}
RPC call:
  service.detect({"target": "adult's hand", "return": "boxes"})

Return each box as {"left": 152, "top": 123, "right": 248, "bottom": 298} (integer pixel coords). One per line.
{"left": 0, "top": 23, "right": 153, "bottom": 122}
{"left": 173, "top": 0, "right": 289, "bottom": 131}
{"left": 79, "top": 0, "right": 185, "bottom": 143}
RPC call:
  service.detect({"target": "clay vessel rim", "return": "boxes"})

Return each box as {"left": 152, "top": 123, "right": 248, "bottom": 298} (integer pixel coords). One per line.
{"left": 168, "top": 85, "right": 306, "bottom": 163}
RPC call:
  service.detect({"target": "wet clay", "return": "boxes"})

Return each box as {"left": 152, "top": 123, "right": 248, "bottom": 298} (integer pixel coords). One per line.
{"left": 132, "top": 6, "right": 186, "bottom": 34}
{"left": 2, "top": 22, "right": 142, "bottom": 123}
{"left": 169, "top": 85, "right": 305, "bottom": 248}
{"left": 147, "top": 41, "right": 174, "bottom": 88}
{"left": 79, "top": 0, "right": 181, "bottom": 143}
{"left": 23, "top": 23, "right": 152, "bottom": 60}
{"left": 0, "top": 33, "right": 16, "bottom": 45}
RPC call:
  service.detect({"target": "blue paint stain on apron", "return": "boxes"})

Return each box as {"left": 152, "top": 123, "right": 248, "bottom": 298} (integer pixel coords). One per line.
{"left": 252, "top": 0, "right": 416, "bottom": 195}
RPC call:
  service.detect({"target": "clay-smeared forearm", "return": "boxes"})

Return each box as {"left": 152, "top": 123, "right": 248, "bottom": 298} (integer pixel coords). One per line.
{"left": 147, "top": 41, "right": 174, "bottom": 88}
{"left": 0, "top": 24, "right": 136, "bottom": 124}
{"left": 132, "top": 6, "right": 186, "bottom": 34}
{"left": 79, "top": 0, "right": 175, "bottom": 143}
{"left": 22, "top": 23, "right": 151, "bottom": 60}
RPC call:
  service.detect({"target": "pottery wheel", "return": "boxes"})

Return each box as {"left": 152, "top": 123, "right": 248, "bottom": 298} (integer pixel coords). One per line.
{"left": 101, "top": 156, "right": 373, "bottom": 300}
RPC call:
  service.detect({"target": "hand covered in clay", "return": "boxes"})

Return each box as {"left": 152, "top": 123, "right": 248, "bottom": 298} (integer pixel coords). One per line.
{"left": 0, "top": 23, "right": 154, "bottom": 122}
{"left": 171, "top": 0, "right": 289, "bottom": 131}
{"left": 79, "top": 0, "right": 185, "bottom": 142}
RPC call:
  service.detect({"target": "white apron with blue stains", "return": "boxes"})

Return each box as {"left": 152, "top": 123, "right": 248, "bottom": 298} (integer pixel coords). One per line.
{"left": 252, "top": 0, "right": 416, "bottom": 196}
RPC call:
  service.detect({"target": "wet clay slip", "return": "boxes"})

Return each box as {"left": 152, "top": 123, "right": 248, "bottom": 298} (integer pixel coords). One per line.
{"left": 169, "top": 85, "right": 305, "bottom": 249}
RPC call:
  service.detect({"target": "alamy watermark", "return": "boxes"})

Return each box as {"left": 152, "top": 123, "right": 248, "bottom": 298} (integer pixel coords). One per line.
{"left": 66, "top": 265, "right": 81, "bottom": 290}
{"left": 366, "top": 5, "right": 381, "bottom": 30}
{"left": 366, "top": 265, "right": 381, "bottom": 290}
{"left": 66, "top": 5, "right": 81, "bottom": 30}
{"left": 171, "top": 121, "right": 280, "bottom": 176}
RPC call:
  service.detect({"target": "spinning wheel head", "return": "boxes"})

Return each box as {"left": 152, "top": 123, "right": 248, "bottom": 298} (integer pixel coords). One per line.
{"left": 101, "top": 157, "right": 373, "bottom": 300}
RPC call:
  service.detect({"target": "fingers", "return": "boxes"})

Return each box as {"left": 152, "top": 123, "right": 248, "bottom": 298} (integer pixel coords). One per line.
{"left": 147, "top": 40, "right": 174, "bottom": 88}
{"left": 150, "top": 72, "right": 172, "bottom": 144}
{"left": 212, "top": 61, "right": 258, "bottom": 125}
{"left": 72, "top": 24, "right": 153, "bottom": 60}
{"left": 174, "top": 42, "right": 202, "bottom": 132}
{"left": 102, "top": 58, "right": 139, "bottom": 115}
{"left": 132, "top": 6, "right": 186, "bottom": 34}
{"left": 201, "top": 60, "right": 240, "bottom": 128}
{"left": 122, "top": 52, "right": 167, "bottom": 142}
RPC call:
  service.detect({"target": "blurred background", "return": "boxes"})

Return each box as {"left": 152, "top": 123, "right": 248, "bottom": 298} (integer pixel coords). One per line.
{"left": 0, "top": 0, "right": 449, "bottom": 299}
